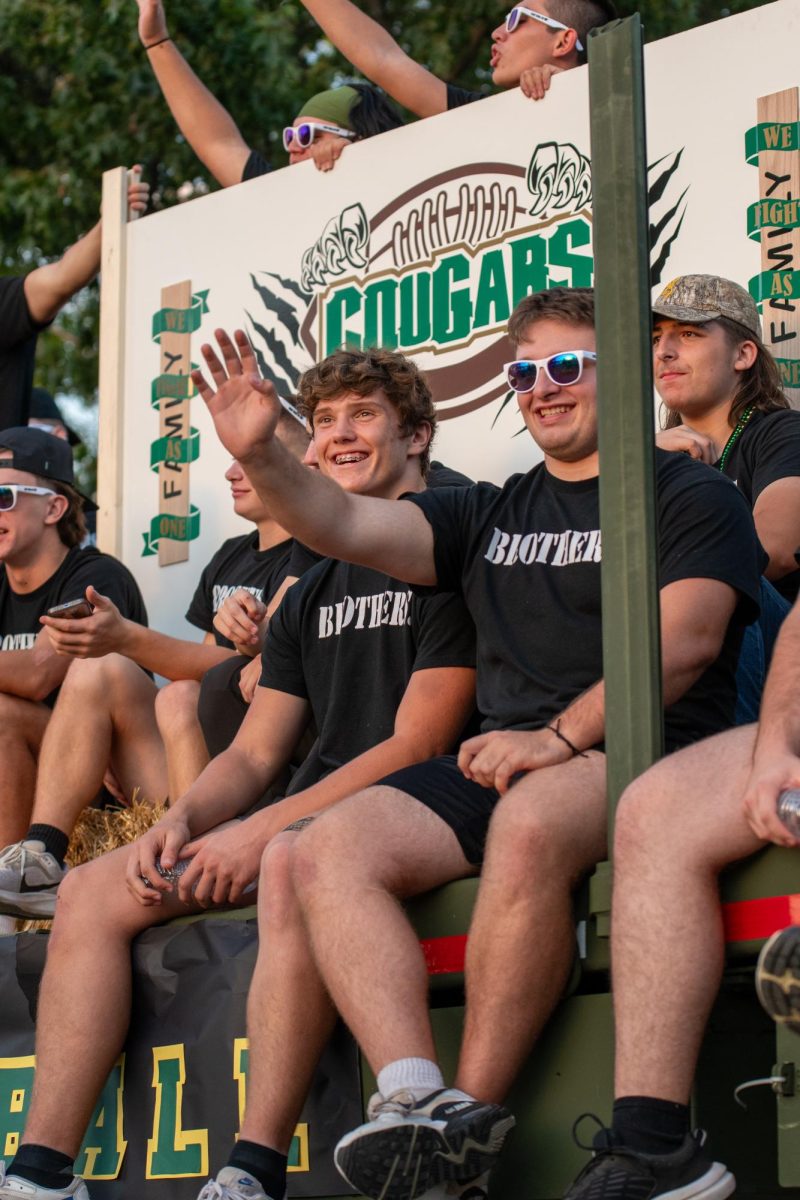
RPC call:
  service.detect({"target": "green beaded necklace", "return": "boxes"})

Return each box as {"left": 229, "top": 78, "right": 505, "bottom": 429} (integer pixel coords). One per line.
{"left": 717, "top": 404, "right": 755, "bottom": 473}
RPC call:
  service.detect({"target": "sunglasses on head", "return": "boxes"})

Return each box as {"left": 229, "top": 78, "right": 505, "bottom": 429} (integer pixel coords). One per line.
{"left": 0, "top": 484, "right": 57, "bottom": 511}
{"left": 505, "top": 6, "right": 584, "bottom": 51}
{"left": 282, "top": 122, "right": 357, "bottom": 152}
{"left": 504, "top": 351, "right": 597, "bottom": 393}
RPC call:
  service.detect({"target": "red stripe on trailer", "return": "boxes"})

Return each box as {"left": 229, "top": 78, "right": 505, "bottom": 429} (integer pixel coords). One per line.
{"left": 421, "top": 935, "right": 467, "bottom": 975}
{"left": 723, "top": 894, "right": 800, "bottom": 942}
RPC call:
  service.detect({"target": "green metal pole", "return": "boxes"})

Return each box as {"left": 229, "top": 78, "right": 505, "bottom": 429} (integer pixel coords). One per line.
{"left": 588, "top": 15, "right": 664, "bottom": 846}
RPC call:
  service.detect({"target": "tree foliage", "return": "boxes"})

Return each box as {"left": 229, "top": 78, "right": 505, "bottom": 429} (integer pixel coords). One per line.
{"left": 0, "top": 0, "right": 775, "bottom": 414}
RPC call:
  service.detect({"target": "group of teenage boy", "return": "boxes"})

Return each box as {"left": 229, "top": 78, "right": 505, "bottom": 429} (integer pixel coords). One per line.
{"left": 2, "top": 3, "right": 800, "bottom": 1200}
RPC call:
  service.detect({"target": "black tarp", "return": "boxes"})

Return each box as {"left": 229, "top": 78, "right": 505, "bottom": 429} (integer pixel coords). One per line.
{"left": 0, "top": 919, "right": 362, "bottom": 1198}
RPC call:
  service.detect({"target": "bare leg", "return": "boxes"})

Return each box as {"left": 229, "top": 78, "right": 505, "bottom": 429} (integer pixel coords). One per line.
{"left": 22, "top": 845, "right": 199, "bottom": 1155}
{"left": 240, "top": 832, "right": 337, "bottom": 1152}
{"left": 612, "top": 725, "right": 763, "bottom": 1102}
{"left": 32, "top": 655, "right": 167, "bottom": 835}
{"left": 292, "top": 786, "right": 474, "bottom": 1075}
{"left": 0, "top": 693, "right": 50, "bottom": 844}
{"left": 455, "top": 753, "right": 607, "bottom": 1103}
{"left": 155, "top": 679, "right": 209, "bottom": 801}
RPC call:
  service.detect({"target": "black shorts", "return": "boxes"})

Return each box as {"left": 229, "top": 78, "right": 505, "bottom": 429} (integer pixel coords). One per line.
{"left": 379, "top": 755, "right": 499, "bottom": 866}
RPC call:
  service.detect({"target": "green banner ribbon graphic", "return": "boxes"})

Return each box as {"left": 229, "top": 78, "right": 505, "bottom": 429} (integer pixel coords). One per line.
{"left": 747, "top": 198, "right": 800, "bottom": 240}
{"left": 745, "top": 121, "right": 800, "bottom": 165}
{"left": 748, "top": 269, "right": 800, "bottom": 305}
{"left": 151, "top": 290, "right": 210, "bottom": 342}
{"left": 142, "top": 504, "right": 201, "bottom": 557}
{"left": 775, "top": 358, "right": 800, "bottom": 389}
{"left": 150, "top": 428, "right": 201, "bottom": 471}
{"left": 150, "top": 371, "right": 197, "bottom": 408}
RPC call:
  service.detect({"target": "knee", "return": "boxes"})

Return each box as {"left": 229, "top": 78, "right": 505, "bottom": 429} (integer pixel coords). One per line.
{"left": 0, "top": 691, "right": 34, "bottom": 734}
{"left": 155, "top": 679, "right": 200, "bottom": 736}
{"left": 51, "top": 858, "right": 107, "bottom": 938}
{"left": 488, "top": 790, "right": 566, "bottom": 878}
{"left": 258, "top": 836, "right": 301, "bottom": 928}
{"left": 614, "top": 772, "right": 674, "bottom": 867}
{"left": 291, "top": 793, "right": 391, "bottom": 903}
{"left": 290, "top": 814, "right": 352, "bottom": 906}
{"left": 58, "top": 653, "right": 135, "bottom": 702}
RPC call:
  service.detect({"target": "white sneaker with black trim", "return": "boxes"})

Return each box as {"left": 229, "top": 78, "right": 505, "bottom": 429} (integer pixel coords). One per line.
{"left": 0, "top": 841, "right": 66, "bottom": 918}
{"left": 334, "top": 1088, "right": 514, "bottom": 1200}
{"left": 0, "top": 1162, "right": 89, "bottom": 1199}
{"left": 195, "top": 1167, "right": 273, "bottom": 1200}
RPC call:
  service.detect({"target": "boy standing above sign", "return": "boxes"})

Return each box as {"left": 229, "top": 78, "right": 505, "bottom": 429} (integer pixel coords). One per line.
{"left": 297, "top": 0, "right": 615, "bottom": 114}
{"left": 192, "top": 288, "right": 763, "bottom": 1200}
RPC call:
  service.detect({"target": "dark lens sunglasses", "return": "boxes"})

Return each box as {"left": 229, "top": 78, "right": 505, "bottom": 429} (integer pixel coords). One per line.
{"left": 504, "top": 351, "right": 597, "bottom": 393}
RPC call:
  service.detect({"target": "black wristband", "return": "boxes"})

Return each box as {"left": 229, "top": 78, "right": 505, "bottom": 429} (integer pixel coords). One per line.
{"left": 546, "top": 720, "right": 588, "bottom": 759}
{"left": 145, "top": 35, "right": 171, "bottom": 49}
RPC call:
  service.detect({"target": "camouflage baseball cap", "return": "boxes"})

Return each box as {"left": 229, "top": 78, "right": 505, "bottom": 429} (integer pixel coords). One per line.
{"left": 652, "top": 274, "right": 761, "bottom": 337}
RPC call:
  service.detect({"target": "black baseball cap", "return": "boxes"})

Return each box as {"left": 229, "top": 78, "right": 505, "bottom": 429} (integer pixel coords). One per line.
{"left": 29, "top": 387, "right": 82, "bottom": 447}
{"left": 0, "top": 426, "right": 98, "bottom": 510}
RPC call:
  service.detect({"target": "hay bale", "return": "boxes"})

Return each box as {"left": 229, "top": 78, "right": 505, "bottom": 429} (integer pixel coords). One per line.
{"left": 17, "top": 795, "right": 166, "bottom": 932}
{"left": 66, "top": 795, "right": 166, "bottom": 867}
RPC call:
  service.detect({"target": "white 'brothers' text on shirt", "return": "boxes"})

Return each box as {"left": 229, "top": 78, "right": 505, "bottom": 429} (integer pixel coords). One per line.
{"left": 485, "top": 526, "right": 602, "bottom": 567}
{"left": 318, "top": 588, "right": 412, "bottom": 639}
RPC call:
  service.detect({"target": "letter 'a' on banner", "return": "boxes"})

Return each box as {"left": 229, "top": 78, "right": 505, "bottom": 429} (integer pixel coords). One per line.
{"left": 752, "top": 89, "right": 800, "bottom": 407}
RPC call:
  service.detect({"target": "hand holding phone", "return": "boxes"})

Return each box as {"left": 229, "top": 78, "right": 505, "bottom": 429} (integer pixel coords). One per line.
{"left": 46, "top": 598, "right": 94, "bottom": 620}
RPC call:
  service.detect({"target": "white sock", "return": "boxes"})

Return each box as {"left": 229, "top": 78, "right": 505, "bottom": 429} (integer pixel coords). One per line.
{"left": 377, "top": 1058, "right": 446, "bottom": 1099}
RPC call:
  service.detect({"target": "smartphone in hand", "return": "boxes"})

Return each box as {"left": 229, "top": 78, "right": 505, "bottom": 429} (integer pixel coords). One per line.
{"left": 47, "top": 598, "right": 94, "bottom": 619}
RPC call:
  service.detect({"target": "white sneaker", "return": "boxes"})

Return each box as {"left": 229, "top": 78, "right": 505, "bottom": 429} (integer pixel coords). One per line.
{"left": 334, "top": 1088, "right": 514, "bottom": 1200}
{"left": 0, "top": 1162, "right": 89, "bottom": 1199}
{"left": 0, "top": 841, "right": 66, "bottom": 918}
{"left": 196, "top": 1167, "right": 273, "bottom": 1199}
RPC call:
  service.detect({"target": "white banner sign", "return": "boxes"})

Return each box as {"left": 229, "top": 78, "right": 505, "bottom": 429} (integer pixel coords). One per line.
{"left": 102, "top": 0, "right": 800, "bottom": 635}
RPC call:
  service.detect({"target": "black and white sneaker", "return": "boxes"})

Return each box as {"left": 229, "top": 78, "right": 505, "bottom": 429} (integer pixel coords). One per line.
{"left": 0, "top": 841, "right": 66, "bottom": 918}
{"left": 195, "top": 1167, "right": 273, "bottom": 1199}
{"left": 0, "top": 1160, "right": 89, "bottom": 1198}
{"left": 756, "top": 925, "right": 800, "bottom": 1034}
{"left": 334, "top": 1088, "right": 514, "bottom": 1200}
{"left": 564, "top": 1120, "right": 735, "bottom": 1200}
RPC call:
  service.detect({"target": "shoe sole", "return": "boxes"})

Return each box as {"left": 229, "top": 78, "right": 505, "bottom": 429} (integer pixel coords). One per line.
{"left": 756, "top": 926, "right": 800, "bottom": 1034}
{"left": 334, "top": 1109, "right": 514, "bottom": 1200}
{"left": 0, "top": 887, "right": 58, "bottom": 919}
{"left": 655, "top": 1162, "right": 735, "bottom": 1199}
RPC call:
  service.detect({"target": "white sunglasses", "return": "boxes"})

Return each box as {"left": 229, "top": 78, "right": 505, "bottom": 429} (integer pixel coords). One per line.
{"left": 504, "top": 351, "right": 597, "bottom": 393}
{"left": 505, "top": 6, "right": 584, "bottom": 52}
{"left": 0, "top": 484, "right": 58, "bottom": 511}
{"left": 283, "top": 122, "right": 356, "bottom": 152}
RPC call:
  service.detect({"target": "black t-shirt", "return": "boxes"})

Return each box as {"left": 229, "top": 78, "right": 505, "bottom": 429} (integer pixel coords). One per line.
{"left": 287, "top": 540, "right": 324, "bottom": 580}
{"left": 0, "top": 276, "right": 48, "bottom": 431}
{"left": 286, "top": 467, "right": 474, "bottom": 581}
{"left": 446, "top": 84, "right": 484, "bottom": 109}
{"left": 404, "top": 450, "right": 763, "bottom": 750}
{"left": 260, "top": 558, "right": 476, "bottom": 793}
{"left": 0, "top": 546, "right": 148, "bottom": 702}
{"left": 185, "top": 532, "right": 293, "bottom": 649}
{"left": 428, "top": 460, "right": 474, "bottom": 488}
{"left": 720, "top": 409, "right": 800, "bottom": 602}
{"left": 242, "top": 151, "right": 271, "bottom": 181}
